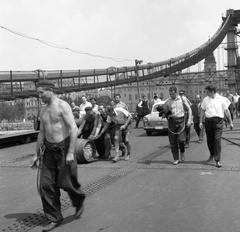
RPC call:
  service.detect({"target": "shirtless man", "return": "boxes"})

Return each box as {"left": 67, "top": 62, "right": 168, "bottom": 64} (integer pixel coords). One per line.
{"left": 30, "top": 80, "right": 85, "bottom": 232}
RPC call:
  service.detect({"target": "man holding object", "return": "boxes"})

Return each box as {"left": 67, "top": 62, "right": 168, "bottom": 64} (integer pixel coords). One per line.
{"left": 30, "top": 80, "right": 85, "bottom": 232}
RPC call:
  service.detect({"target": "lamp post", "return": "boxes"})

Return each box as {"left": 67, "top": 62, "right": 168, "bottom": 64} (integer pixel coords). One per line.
{"left": 135, "top": 59, "right": 143, "bottom": 99}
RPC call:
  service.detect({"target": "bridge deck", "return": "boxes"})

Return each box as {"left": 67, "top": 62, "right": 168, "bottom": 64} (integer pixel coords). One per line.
{"left": 1, "top": 119, "right": 240, "bottom": 232}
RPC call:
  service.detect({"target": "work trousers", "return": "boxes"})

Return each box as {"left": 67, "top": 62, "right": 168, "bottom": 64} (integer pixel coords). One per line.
{"left": 167, "top": 117, "right": 185, "bottom": 161}
{"left": 135, "top": 115, "right": 143, "bottom": 128}
{"left": 185, "top": 125, "right": 191, "bottom": 144}
{"left": 40, "top": 137, "right": 85, "bottom": 223}
{"left": 205, "top": 117, "right": 223, "bottom": 161}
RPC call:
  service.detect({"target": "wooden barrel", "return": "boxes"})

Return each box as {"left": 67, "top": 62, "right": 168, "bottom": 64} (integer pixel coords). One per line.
{"left": 75, "top": 139, "right": 96, "bottom": 164}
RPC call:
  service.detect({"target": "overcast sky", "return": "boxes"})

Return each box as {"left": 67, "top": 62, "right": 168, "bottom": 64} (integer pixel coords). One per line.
{"left": 0, "top": 0, "right": 239, "bottom": 71}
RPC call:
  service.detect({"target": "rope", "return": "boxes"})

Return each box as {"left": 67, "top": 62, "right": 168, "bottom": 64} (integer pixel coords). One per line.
{"left": 167, "top": 117, "right": 186, "bottom": 135}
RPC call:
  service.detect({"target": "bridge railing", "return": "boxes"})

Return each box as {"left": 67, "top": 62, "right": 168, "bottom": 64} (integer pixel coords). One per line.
{"left": 0, "top": 9, "right": 237, "bottom": 100}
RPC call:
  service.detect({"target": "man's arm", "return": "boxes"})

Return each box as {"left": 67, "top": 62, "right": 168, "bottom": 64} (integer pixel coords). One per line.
{"left": 138, "top": 101, "right": 143, "bottom": 107}
{"left": 31, "top": 108, "right": 45, "bottom": 167}
{"left": 182, "top": 97, "right": 192, "bottom": 126}
{"left": 199, "top": 108, "right": 206, "bottom": 129}
{"left": 185, "top": 102, "right": 192, "bottom": 126}
{"left": 224, "top": 108, "right": 233, "bottom": 130}
{"left": 120, "top": 114, "right": 132, "bottom": 130}
{"left": 94, "top": 122, "right": 109, "bottom": 139}
{"left": 88, "top": 114, "right": 102, "bottom": 140}
{"left": 77, "top": 116, "right": 86, "bottom": 137}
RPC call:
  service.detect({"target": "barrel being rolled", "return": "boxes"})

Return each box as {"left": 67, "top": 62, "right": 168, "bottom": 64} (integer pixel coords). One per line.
{"left": 75, "top": 139, "right": 96, "bottom": 164}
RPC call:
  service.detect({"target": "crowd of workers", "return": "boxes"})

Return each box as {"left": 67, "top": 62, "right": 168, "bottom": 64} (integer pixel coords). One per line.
{"left": 30, "top": 79, "right": 238, "bottom": 231}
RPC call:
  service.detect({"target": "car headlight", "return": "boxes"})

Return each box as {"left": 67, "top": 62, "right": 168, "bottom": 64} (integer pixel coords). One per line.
{"left": 143, "top": 117, "right": 148, "bottom": 123}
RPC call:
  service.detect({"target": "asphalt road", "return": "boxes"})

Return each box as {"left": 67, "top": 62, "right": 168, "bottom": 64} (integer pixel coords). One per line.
{"left": 1, "top": 120, "right": 240, "bottom": 232}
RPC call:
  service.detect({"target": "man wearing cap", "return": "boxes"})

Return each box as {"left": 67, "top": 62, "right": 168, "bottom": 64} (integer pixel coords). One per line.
{"left": 30, "top": 80, "right": 85, "bottom": 231}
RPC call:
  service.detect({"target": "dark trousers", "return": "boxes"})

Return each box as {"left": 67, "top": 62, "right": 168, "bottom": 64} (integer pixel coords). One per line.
{"left": 135, "top": 115, "right": 143, "bottom": 128}
{"left": 94, "top": 134, "right": 106, "bottom": 157}
{"left": 41, "top": 137, "right": 85, "bottom": 223}
{"left": 205, "top": 117, "right": 223, "bottom": 161}
{"left": 167, "top": 117, "right": 185, "bottom": 161}
{"left": 185, "top": 125, "right": 191, "bottom": 144}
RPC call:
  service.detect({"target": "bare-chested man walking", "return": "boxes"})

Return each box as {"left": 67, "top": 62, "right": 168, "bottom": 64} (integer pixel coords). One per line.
{"left": 30, "top": 80, "right": 85, "bottom": 232}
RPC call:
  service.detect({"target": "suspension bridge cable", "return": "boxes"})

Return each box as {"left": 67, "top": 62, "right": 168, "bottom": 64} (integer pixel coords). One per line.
{"left": 0, "top": 25, "right": 135, "bottom": 63}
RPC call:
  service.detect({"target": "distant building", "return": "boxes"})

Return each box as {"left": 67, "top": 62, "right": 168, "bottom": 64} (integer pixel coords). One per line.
{"left": 115, "top": 52, "right": 228, "bottom": 112}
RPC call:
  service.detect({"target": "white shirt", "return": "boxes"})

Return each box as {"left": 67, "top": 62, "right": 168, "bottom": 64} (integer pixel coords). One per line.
{"left": 92, "top": 104, "right": 99, "bottom": 114}
{"left": 201, "top": 93, "right": 230, "bottom": 118}
{"left": 165, "top": 96, "right": 190, "bottom": 118}
{"left": 79, "top": 101, "right": 92, "bottom": 111}
{"left": 106, "top": 107, "right": 130, "bottom": 125}
{"left": 233, "top": 95, "right": 239, "bottom": 103}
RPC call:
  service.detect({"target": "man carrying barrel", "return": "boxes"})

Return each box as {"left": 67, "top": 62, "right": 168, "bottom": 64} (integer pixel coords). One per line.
{"left": 77, "top": 106, "right": 105, "bottom": 158}
{"left": 30, "top": 80, "right": 85, "bottom": 232}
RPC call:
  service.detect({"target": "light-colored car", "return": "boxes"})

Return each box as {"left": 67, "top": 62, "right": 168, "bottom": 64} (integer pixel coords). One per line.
{"left": 143, "top": 102, "right": 168, "bottom": 136}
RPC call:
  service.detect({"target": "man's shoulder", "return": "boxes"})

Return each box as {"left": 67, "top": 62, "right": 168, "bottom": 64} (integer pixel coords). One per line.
{"left": 115, "top": 107, "right": 129, "bottom": 114}
{"left": 58, "top": 98, "right": 70, "bottom": 109}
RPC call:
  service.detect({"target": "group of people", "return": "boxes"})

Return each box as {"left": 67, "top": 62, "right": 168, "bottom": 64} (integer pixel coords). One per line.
{"left": 30, "top": 78, "right": 234, "bottom": 231}
{"left": 161, "top": 85, "right": 233, "bottom": 168}
{"left": 71, "top": 93, "right": 132, "bottom": 162}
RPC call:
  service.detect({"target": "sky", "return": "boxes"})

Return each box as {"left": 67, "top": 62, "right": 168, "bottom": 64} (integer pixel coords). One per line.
{"left": 0, "top": 0, "right": 239, "bottom": 72}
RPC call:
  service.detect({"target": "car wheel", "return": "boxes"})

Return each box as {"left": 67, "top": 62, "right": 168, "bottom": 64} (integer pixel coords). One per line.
{"left": 146, "top": 131, "right": 152, "bottom": 136}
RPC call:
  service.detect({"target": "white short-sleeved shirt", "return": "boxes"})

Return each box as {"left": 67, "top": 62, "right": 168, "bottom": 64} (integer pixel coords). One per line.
{"left": 164, "top": 96, "right": 190, "bottom": 118}
{"left": 106, "top": 107, "right": 130, "bottom": 125}
{"left": 201, "top": 93, "right": 230, "bottom": 118}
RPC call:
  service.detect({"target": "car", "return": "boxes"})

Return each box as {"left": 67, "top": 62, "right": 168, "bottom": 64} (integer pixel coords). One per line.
{"left": 143, "top": 102, "right": 168, "bottom": 136}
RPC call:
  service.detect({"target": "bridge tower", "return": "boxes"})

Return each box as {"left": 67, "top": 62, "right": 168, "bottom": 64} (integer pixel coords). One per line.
{"left": 224, "top": 9, "right": 240, "bottom": 93}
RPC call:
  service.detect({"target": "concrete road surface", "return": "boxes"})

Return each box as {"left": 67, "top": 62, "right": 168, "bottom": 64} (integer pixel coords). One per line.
{"left": 1, "top": 119, "right": 240, "bottom": 232}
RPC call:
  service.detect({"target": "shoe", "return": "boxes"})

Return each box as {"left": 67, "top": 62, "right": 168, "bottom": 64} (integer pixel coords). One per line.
{"left": 180, "top": 153, "right": 185, "bottom": 161}
{"left": 42, "top": 221, "right": 62, "bottom": 232}
{"left": 216, "top": 161, "right": 222, "bottom": 168}
{"left": 112, "top": 157, "right": 119, "bottom": 163}
{"left": 173, "top": 160, "right": 179, "bottom": 165}
{"left": 75, "top": 201, "right": 84, "bottom": 218}
{"left": 185, "top": 143, "right": 189, "bottom": 148}
{"left": 198, "top": 140, "right": 202, "bottom": 143}
{"left": 206, "top": 157, "right": 214, "bottom": 162}
{"left": 125, "top": 155, "right": 130, "bottom": 161}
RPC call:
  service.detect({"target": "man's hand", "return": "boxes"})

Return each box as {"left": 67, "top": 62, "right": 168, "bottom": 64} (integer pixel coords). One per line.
{"left": 186, "top": 120, "right": 192, "bottom": 127}
{"left": 120, "top": 125, "right": 126, "bottom": 130}
{"left": 199, "top": 122, "right": 203, "bottom": 129}
{"left": 66, "top": 152, "right": 74, "bottom": 165}
{"left": 88, "top": 134, "right": 94, "bottom": 140}
{"left": 30, "top": 154, "right": 39, "bottom": 169}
